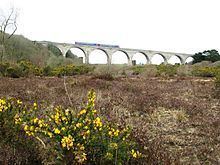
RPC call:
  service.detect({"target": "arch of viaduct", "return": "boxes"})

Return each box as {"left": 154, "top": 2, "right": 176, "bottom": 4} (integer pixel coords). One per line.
{"left": 38, "top": 41, "right": 193, "bottom": 65}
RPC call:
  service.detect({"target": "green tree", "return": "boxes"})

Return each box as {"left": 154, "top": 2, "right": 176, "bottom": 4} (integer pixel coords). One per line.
{"left": 193, "top": 49, "right": 220, "bottom": 64}
{"left": 47, "top": 44, "right": 62, "bottom": 56}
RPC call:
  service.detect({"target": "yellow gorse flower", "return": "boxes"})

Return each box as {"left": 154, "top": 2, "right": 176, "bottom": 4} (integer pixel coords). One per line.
{"left": 131, "top": 149, "right": 142, "bottom": 158}
{"left": 0, "top": 99, "right": 6, "bottom": 105}
{"left": 14, "top": 114, "right": 22, "bottom": 124}
{"left": 33, "top": 102, "right": 37, "bottom": 107}
{"left": 54, "top": 128, "right": 61, "bottom": 134}
{"left": 33, "top": 118, "right": 38, "bottom": 124}
{"left": 29, "top": 126, "right": 35, "bottom": 131}
{"left": 88, "top": 90, "right": 96, "bottom": 107}
{"left": 65, "top": 109, "right": 70, "bottom": 116}
{"left": 76, "top": 123, "right": 82, "bottom": 128}
{"left": 92, "top": 109, "right": 97, "bottom": 114}
{"left": 0, "top": 99, "right": 8, "bottom": 112}
{"left": 17, "top": 100, "right": 22, "bottom": 105}
{"left": 79, "top": 109, "right": 86, "bottom": 116}
{"left": 61, "top": 135, "right": 74, "bottom": 150}
{"left": 33, "top": 102, "right": 37, "bottom": 110}
{"left": 108, "top": 128, "right": 120, "bottom": 137}
{"left": 109, "top": 143, "right": 118, "bottom": 149}
{"left": 24, "top": 125, "right": 29, "bottom": 131}
{"left": 105, "top": 152, "right": 113, "bottom": 160}
{"left": 47, "top": 132, "right": 53, "bottom": 138}
{"left": 77, "top": 143, "right": 85, "bottom": 151}
{"left": 93, "top": 117, "right": 102, "bottom": 128}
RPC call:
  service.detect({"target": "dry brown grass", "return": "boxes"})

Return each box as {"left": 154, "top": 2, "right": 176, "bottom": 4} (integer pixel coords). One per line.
{"left": 0, "top": 75, "right": 219, "bottom": 164}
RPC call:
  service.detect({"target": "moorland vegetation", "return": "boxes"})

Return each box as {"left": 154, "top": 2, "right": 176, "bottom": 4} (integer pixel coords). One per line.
{"left": 0, "top": 26, "right": 220, "bottom": 164}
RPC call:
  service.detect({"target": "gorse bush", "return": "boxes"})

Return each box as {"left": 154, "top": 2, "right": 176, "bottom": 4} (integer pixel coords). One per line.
{"left": 0, "top": 61, "right": 42, "bottom": 77}
{"left": 132, "top": 66, "right": 145, "bottom": 75}
{"left": 0, "top": 62, "right": 9, "bottom": 76}
{"left": 18, "top": 60, "right": 43, "bottom": 76}
{"left": 51, "top": 64, "right": 94, "bottom": 77}
{"left": 5, "top": 65, "right": 22, "bottom": 78}
{"left": 0, "top": 98, "right": 42, "bottom": 164}
{"left": 156, "top": 64, "right": 179, "bottom": 77}
{"left": 0, "top": 90, "right": 141, "bottom": 164}
{"left": 192, "top": 66, "right": 219, "bottom": 77}
{"left": 0, "top": 61, "right": 94, "bottom": 78}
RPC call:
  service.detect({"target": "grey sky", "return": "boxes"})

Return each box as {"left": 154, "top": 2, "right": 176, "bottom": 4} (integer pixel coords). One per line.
{"left": 1, "top": 0, "right": 220, "bottom": 63}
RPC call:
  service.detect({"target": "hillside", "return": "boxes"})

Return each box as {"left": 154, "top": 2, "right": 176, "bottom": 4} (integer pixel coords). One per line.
{"left": 0, "top": 33, "right": 81, "bottom": 67}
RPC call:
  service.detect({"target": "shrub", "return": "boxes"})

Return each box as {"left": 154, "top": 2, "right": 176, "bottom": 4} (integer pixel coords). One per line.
{"left": 5, "top": 65, "right": 22, "bottom": 78}
{"left": 176, "top": 65, "right": 193, "bottom": 77}
{"left": 0, "top": 98, "right": 42, "bottom": 164}
{"left": 132, "top": 66, "right": 145, "bottom": 75}
{"left": 52, "top": 64, "right": 94, "bottom": 77}
{"left": 93, "top": 73, "right": 115, "bottom": 81}
{"left": 46, "top": 55, "right": 78, "bottom": 68}
{"left": 156, "top": 64, "right": 179, "bottom": 77}
{"left": 0, "top": 62, "right": 10, "bottom": 77}
{"left": 0, "top": 61, "right": 93, "bottom": 78}
{"left": 18, "top": 60, "right": 42, "bottom": 77}
{"left": 192, "top": 66, "right": 219, "bottom": 77}
{"left": 42, "top": 65, "right": 52, "bottom": 76}
{"left": 0, "top": 61, "right": 43, "bottom": 78}
{"left": 1, "top": 90, "right": 141, "bottom": 164}
{"left": 0, "top": 62, "right": 23, "bottom": 78}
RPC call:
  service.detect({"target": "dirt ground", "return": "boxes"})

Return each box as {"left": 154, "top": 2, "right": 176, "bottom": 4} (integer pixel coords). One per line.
{"left": 0, "top": 75, "right": 219, "bottom": 164}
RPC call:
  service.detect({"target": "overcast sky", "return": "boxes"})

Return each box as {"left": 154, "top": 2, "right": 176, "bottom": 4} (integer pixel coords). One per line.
{"left": 1, "top": 0, "right": 220, "bottom": 63}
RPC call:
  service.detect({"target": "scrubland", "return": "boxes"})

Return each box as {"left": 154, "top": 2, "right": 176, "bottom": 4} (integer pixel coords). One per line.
{"left": 0, "top": 64, "right": 220, "bottom": 164}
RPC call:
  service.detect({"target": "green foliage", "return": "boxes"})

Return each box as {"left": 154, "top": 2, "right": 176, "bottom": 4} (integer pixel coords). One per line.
{"left": 0, "top": 60, "right": 94, "bottom": 78}
{"left": 18, "top": 60, "right": 42, "bottom": 76}
{"left": 156, "top": 64, "right": 179, "bottom": 77}
{"left": 47, "top": 44, "right": 62, "bottom": 56}
{"left": 193, "top": 49, "right": 220, "bottom": 64}
{"left": 46, "top": 55, "right": 75, "bottom": 68}
{"left": 5, "top": 65, "right": 22, "bottom": 78}
{"left": 42, "top": 65, "right": 52, "bottom": 76}
{"left": 66, "top": 50, "right": 77, "bottom": 59}
{"left": 0, "top": 60, "right": 43, "bottom": 78}
{"left": 0, "top": 62, "right": 10, "bottom": 76}
{"left": 2, "top": 34, "right": 52, "bottom": 66}
{"left": 192, "top": 66, "right": 219, "bottom": 77}
{"left": 132, "top": 66, "right": 145, "bottom": 75}
{"left": 51, "top": 64, "right": 94, "bottom": 77}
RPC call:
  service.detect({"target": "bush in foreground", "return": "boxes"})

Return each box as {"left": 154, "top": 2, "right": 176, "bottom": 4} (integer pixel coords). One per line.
{"left": 0, "top": 98, "right": 42, "bottom": 164}
{"left": 0, "top": 90, "right": 142, "bottom": 164}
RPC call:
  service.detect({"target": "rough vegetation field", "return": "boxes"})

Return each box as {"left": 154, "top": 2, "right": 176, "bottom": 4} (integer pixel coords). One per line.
{"left": 0, "top": 73, "right": 219, "bottom": 164}
{"left": 1, "top": 11, "right": 220, "bottom": 164}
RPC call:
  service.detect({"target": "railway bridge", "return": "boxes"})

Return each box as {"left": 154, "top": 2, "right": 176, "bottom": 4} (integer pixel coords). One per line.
{"left": 38, "top": 41, "right": 193, "bottom": 65}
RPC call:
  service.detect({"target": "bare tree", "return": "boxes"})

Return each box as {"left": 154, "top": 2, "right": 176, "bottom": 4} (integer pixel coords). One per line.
{"left": 0, "top": 8, "right": 18, "bottom": 62}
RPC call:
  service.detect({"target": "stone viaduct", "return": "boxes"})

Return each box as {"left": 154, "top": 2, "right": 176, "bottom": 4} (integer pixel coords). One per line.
{"left": 38, "top": 41, "right": 193, "bottom": 65}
